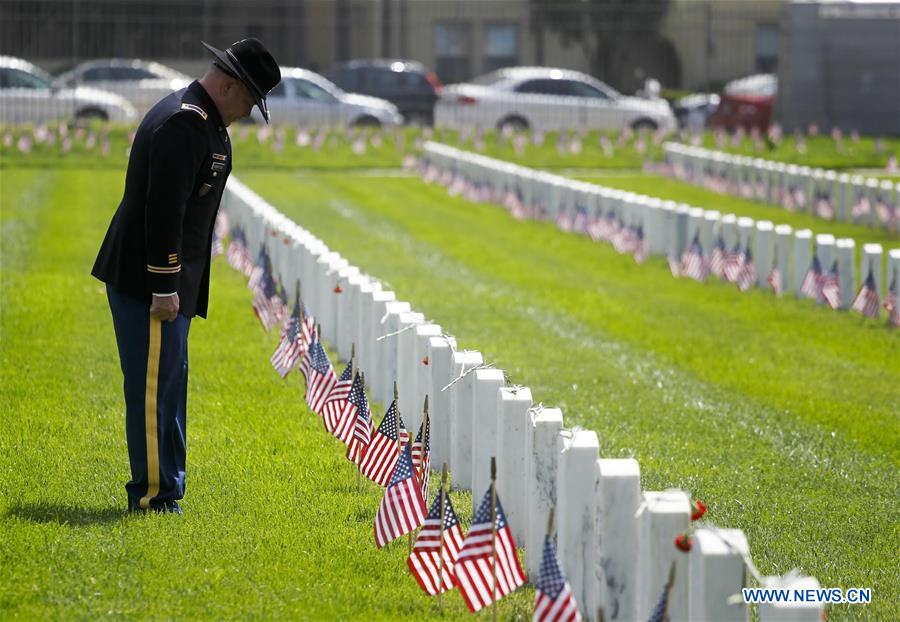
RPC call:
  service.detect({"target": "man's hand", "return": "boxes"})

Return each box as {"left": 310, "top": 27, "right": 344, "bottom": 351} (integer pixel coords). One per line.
{"left": 150, "top": 293, "right": 180, "bottom": 322}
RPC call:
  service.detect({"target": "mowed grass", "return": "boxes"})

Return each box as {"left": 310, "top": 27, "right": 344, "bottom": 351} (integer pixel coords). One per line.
{"left": 237, "top": 170, "right": 899, "bottom": 621}
{"left": 575, "top": 172, "right": 900, "bottom": 251}
{"left": 0, "top": 169, "right": 533, "bottom": 620}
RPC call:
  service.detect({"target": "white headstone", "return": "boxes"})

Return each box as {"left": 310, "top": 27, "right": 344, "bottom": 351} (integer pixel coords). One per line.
{"left": 556, "top": 429, "right": 601, "bottom": 619}
{"left": 737, "top": 217, "right": 755, "bottom": 250}
{"left": 377, "top": 300, "right": 412, "bottom": 404}
{"left": 470, "top": 368, "right": 506, "bottom": 511}
{"left": 368, "top": 290, "right": 397, "bottom": 397}
{"left": 888, "top": 249, "right": 900, "bottom": 300}
{"left": 835, "top": 239, "right": 856, "bottom": 310}
{"left": 701, "top": 210, "right": 721, "bottom": 253}
{"left": 637, "top": 490, "right": 690, "bottom": 621}
{"left": 720, "top": 214, "right": 738, "bottom": 249}
{"left": 496, "top": 386, "right": 533, "bottom": 544}
{"left": 793, "top": 230, "right": 813, "bottom": 296}
{"left": 449, "top": 351, "right": 484, "bottom": 490}
{"left": 861, "top": 243, "right": 884, "bottom": 295}
{"left": 774, "top": 225, "right": 793, "bottom": 294}
{"left": 815, "top": 234, "right": 835, "bottom": 275}
{"left": 526, "top": 407, "right": 564, "bottom": 577}
{"left": 427, "top": 334, "right": 456, "bottom": 468}
{"left": 339, "top": 272, "right": 370, "bottom": 361}
{"left": 596, "top": 459, "right": 642, "bottom": 622}
{"left": 396, "top": 311, "right": 426, "bottom": 431}
{"left": 758, "top": 575, "right": 825, "bottom": 621}
{"left": 689, "top": 529, "right": 750, "bottom": 622}
{"left": 754, "top": 221, "right": 775, "bottom": 287}
{"left": 413, "top": 324, "right": 443, "bottom": 435}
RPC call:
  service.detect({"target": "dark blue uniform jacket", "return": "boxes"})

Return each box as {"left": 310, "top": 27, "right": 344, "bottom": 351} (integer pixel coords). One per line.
{"left": 92, "top": 81, "right": 232, "bottom": 318}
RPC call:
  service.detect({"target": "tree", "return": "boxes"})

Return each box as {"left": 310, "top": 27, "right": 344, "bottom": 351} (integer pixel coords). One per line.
{"left": 529, "top": 0, "right": 672, "bottom": 90}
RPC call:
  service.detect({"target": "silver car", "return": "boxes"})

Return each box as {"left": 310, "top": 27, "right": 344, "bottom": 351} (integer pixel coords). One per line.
{"left": 252, "top": 66, "right": 403, "bottom": 127}
{"left": 54, "top": 59, "right": 191, "bottom": 116}
{"left": 0, "top": 56, "right": 136, "bottom": 124}
{"left": 435, "top": 66, "right": 676, "bottom": 134}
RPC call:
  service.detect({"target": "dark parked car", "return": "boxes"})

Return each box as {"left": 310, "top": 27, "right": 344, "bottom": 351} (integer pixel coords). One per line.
{"left": 325, "top": 59, "right": 441, "bottom": 125}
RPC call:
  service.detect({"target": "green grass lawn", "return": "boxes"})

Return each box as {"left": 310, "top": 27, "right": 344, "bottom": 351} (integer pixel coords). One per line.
{"left": 575, "top": 172, "right": 900, "bottom": 253}
{"left": 235, "top": 169, "right": 898, "bottom": 621}
{"left": 2, "top": 166, "right": 898, "bottom": 621}
{"left": 0, "top": 168, "right": 532, "bottom": 620}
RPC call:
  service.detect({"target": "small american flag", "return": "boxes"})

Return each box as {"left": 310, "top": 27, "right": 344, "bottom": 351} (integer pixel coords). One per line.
{"left": 360, "top": 400, "right": 410, "bottom": 487}
{"left": 407, "top": 490, "right": 464, "bottom": 596}
{"left": 534, "top": 534, "right": 582, "bottom": 622}
{"left": 736, "top": 246, "right": 757, "bottom": 292}
{"left": 411, "top": 415, "right": 431, "bottom": 500}
{"left": 708, "top": 236, "right": 727, "bottom": 279}
{"left": 211, "top": 210, "right": 229, "bottom": 257}
{"left": 647, "top": 564, "right": 675, "bottom": 622}
{"left": 884, "top": 271, "right": 899, "bottom": 327}
{"left": 453, "top": 486, "right": 527, "bottom": 613}
{"left": 820, "top": 261, "right": 842, "bottom": 309}
{"left": 722, "top": 242, "right": 744, "bottom": 283}
{"left": 815, "top": 193, "right": 834, "bottom": 220}
{"left": 851, "top": 269, "right": 881, "bottom": 318}
{"left": 612, "top": 222, "right": 637, "bottom": 255}
{"left": 270, "top": 300, "right": 304, "bottom": 377}
{"left": 301, "top": 335, "right": 338, "bottom": 415}
{"left": 321, "top": 361, "right": 354, "bottom": 434}
{"left": 572, "top": 205, "right": 589, "bottom": 235}
{"left": 767, "top": 265, "right": 783, "bottom": 296}
{"left": 251, "top": 267, "right": 279, "bottom": 332}
{"left": 345, "top": 374, "right": 372, "bottom": 463}
{"left": 374, "top": 442, "right": 426, "bottom": 549}
{"left": 247, "top": 246, "right": 269, "bottom": 292}
{"left": 668, "top": 255, "right": 682, "bottom": 278}
{"left": 800, "top": 255, "right": 824, "bottom": 300}
{"left": 851, "top": 193, "right": 871, "bottom": 220}
{"left": 681, "top": 234, "right": 708, "bottom": 282}
{"left": 632, "top": 225, "right": 647, "bottom": 264}
{"left": 556, "top": 209, "right": 573, "bottom": 232}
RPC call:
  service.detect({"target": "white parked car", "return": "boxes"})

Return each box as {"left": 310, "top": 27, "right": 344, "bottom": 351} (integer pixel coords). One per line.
{"left": 0, "top": 56, "right": 136, "bottom": 124}
{"left": 251, "top": 66, "right": 403, "bottom": 127}
{"left": 435, "top": 66, "right": 676, "bottom": 134}
{"left": 55, "top": 59, "right": 191, "bottom": 116}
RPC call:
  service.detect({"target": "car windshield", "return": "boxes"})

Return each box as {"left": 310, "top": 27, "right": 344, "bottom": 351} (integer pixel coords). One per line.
{"left": 1, "top": 67, "right": 51, "bottom": 89}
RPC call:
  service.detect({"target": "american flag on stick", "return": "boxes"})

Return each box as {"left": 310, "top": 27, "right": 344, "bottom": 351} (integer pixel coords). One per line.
{"left": 211, "top": 210, "right": 229, "bottom": 257}
{"left": 411, "top": 403, "right": 431, "bottom": 501}
{"left": 681, "top": 234, "right": 708, "bottom": 282}
{"left": 708, "top": 236, "right": 727, "bottom": 279}
{"left": 360, "top": 397, "right": 410, "bottom": 487}
{"left": 668, "top": 255, "right": 682, "bottom": 278}
{"left": 736, "top": 246, "right": 757, "bottom": 292}
{"left": 453, "top": 462, "right": 527, "bottom": 613}
{"left": 271, "top": 298, "right": 304, "bottom": 377}
{"left": 345, "top": 373, "right": 372, "bottom": 464}
{"left": 374, "top": 442, "right": 426, "bottom": 549}
{"left": 534, "top": 518, "right": 581, "bottom": 622}
{"left": 407, "top": 468, "right": 463, "bottom": 597}
{"left": 632, "top": 225, "right": 647, "bottom": 264}
{"left": 851, "top": 268, "right": 881, "bottom": 318}
{"left": 722, "top": 242, "right": 744, "bottom": 283}
{"left": 322, "top": 358, "right": 354, "bottom": 435}
{"left": 251, "top": 263, "right": 279, "bottom": 332}
{"left": 820, "top": 261, "right": 842, "bottom": 309}
{"left": 300, "top": 332, "right": 338, "bottom": 415}
{"left": 767, "top": 264, "right": 783, "bottom": 297}
{"left": 226, "top": 227, "right": 254, "bottom": 276}
{"left": 647, "top": 562, "right": 677, "bottom": 622}
{"left": 247, "top": 245, "right": 270, "bottom": 292}
{"left": 884, "top": 270, "right": 899, "bottom": 328}
{"left": 800, "top": 255, "right": 824, "bottom": 300}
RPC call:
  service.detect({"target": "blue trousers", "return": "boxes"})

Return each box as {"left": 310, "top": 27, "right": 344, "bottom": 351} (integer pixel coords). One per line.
{"left": 107, "top": 285, "right": 191, "bottom": 509}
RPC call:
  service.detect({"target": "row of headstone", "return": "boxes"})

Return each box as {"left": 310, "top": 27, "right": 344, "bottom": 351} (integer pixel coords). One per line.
{"left": 659, "top": 142, "right": 900, "bottom": 231}
{"left": 419, "top": 141, "right": 900, "bottom": 313}
{"left": 219, "top": 175, "right": 824, "bottom": 621}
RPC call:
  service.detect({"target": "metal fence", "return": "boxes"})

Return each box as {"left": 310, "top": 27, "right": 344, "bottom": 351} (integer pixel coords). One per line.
{"left": 0, "top": 0, "right": 897, "bottom": 134}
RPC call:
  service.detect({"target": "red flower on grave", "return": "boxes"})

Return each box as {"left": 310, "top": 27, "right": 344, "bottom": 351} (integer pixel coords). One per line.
{"left": 333, "top": 284, "right": 343, "bottom": 294}
{"left": 674, "top": 532, "right": 692, "bottom": 553}
{"left": 690, "top": 500, "right": 707, "bottom": 522}
{"left": 282, "top": 236, "right": 290, "bottom": 245}
{"left": 422, "top": 356, "right": 429, "bottom": 366}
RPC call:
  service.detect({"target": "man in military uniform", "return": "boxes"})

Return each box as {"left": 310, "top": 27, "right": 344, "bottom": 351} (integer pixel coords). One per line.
{"left": 92, "top": 39, "right": 280, "bottom": 513}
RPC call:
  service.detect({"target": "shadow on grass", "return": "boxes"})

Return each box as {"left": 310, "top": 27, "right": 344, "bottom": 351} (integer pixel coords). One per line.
{"left": 7, "top": 502, "right": 125, "bottom": 526}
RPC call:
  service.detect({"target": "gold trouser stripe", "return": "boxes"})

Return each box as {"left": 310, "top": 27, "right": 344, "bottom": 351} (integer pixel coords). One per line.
{"left": 139, "top": 317, "right": 162, "bottom": 509}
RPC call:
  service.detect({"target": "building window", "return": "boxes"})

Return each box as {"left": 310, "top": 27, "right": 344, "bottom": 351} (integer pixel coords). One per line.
{"left": 755, "top": 23, "right": 779, "bottom": 73}
{"left": 483, "top": 23, "right": 518, "bottom": 73}
{"left": 435, "top": 21, "right": 472, "bottom": 83}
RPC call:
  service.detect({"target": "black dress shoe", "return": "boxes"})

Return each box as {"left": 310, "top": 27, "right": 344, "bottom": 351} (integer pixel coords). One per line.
{"left": 127, "top": 500, "right": 183, "bottom": 514}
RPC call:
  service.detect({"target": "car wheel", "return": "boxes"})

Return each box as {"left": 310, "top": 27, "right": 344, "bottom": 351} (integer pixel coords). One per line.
{"left": 630, "top": 118, "right": 658, "bottom": 132}
{"left": 352, "top": 115, "right": 381, "bottom": 128}
{"left": 497, "top": 115, "right": 529, "bottom": 133}
{"left": 75, "top": 107, "right": 109, "bottom": 122}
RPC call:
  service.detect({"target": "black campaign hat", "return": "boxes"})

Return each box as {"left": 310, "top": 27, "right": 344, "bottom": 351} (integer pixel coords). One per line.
{"left": 202, "top": 38, "right": 281, "bottom": 123}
